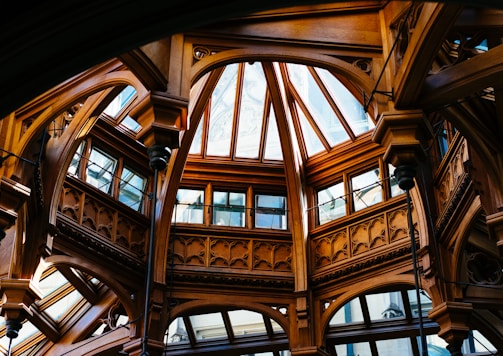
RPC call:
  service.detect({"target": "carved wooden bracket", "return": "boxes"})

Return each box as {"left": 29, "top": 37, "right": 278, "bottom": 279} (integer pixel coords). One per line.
{"left": 0, "top": 177, "right": 31, "bottom": 241}
{"left": 428, "top": 301, "right": 472, "bottom": 353}
{"left": 291, "top": 346, "right": 330, "bottom": 356}
{"left": 372, "top": 109, "right": 434, "bottom": 167}
{"left": 0, "top": 278, "right": 42, "bottom": 338}
{"left": 130, "top": 91, "right": 188, "bottom": 150}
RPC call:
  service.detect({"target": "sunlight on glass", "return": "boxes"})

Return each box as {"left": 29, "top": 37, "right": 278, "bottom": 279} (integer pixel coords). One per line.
{"left": 67, "top": 141, "right": 85, "bottom": 176}
{"left": 0, "top": 321, "right": 39, "bottom": 349}
{"left": 173, "top": 188, "right": 205, "bottom": 224}
{"left": 366, "top": 291, "right": 405, "bottom": 321}
{"left": 376, "top": 338, "right": 413, "bottom": 355}
{"left": 190, "top": 313, "right": 227, "bottom": 340}
{"left": 255, "top": 194, "right": 287, "bottom": 230}
{"left": 44, "top": 289, "right": 84, "bottom": 321}
{"left": 39, "top": 269, "right": 69, "bottom": 297}
{"left": 296, "top": 103, "right": 325, "bottom": 156}
{"left": 335, "top": 342, "right": 371, "bottom": 356}
{"left": 330, "top": 297, "right": 364, "bottom": 325}
{"left": 166, "top": 317, "right": 190, "bottom": 344}
{"left": 318, "top": 182, "right": 346, "bottom": 224}
{"left": 207, "top": 64, "right": 239, "bottom": 156}
{"left": 228, "top": 310, "right": 267, "bottom": 336}
{"left": 119, "top": 167, "right": 146, "bottom": 211}
{"left": 264, "top": 105, "right": 283, "bottom": 160}
{"left": 316, "top": 68, "right": 374, "bottom": 136}
{"left": 236, "top": 63, "right": 266, "bottom": 158}
{"left": 352, "top": 168, "right": 382, "bottom": 211}
{"left": 120, "top": 115, "right": 142, "bottom": 132}
{"left": 86, "top": 147, "right": 117, "bottom": 194}
{"left": 103, "top": 85, "right": 136, "bottom": 118}
{"left": 189, "top": 116, "right": 204, "bottom": 155}
{"left": 288, "top": 63, "right": 349, "bottom": 146}
{"left": 213, "top": 191, "right": 246, "bottom": 227}
{"left": 389, "top": 164, "right": 405, "bottom": 197}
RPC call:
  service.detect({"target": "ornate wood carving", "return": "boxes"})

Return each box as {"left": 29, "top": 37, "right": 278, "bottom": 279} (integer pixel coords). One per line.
{"left": 311, "top": 203, "right": 411, "bottom": 272}
{"left": 58, "top": 179, "right": 149, "bottom": 257}
{"left": 170, "top": 233, "right": 293, "bottom": 274}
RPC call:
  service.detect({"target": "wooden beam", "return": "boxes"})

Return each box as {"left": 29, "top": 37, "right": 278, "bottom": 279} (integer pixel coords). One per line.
{"left": 57, "top": 265, "right": 99, "bottom": 304}
{"left": 420, "top": 44, "right": 503, "bottom": 110}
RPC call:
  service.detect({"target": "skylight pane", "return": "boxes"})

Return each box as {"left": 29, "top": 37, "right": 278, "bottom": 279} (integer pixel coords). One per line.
{"left": 44, "top": 289, "right": 83, "bottom": 321}
{"left": 236, "top": 62, "right": 266, "bottom": 158}
{"left": 189, "top": 312, "right": 227, "bottom": 341}
{"left": 103, "top": 85, "right": 136, "bottom": 117}
{"left": 287, "top": 63, "right": 348, "bottom": 146}
{"left": 228, "top": 310, "right": 267, "bottom": 336}
{"left": 207, "top": 64, "right": 238, "bottom": 156}
{"left": 316, "top": 68, "right": 374, "bottom": 136}
{"left": 120, "top": 115, "right": 142, "bottom": 132}
{"left": 263, "top": 106, "right": 283, "bottom": 160}
{"left": 39, "top": 269, "right": 68, "bottom": 297}
{"left": 296, "top": 103, "right": 325, "bottom": 156}
{"left": 0, "top": 321, "right": 39, "bottom": 349}
{"left": 189, "top": 117, "right": 203, "bottom": 155}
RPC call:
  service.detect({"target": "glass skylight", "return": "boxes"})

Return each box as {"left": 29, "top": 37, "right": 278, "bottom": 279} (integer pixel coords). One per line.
{"left": 188, "top": 61, "right": 372, "bottom": 162}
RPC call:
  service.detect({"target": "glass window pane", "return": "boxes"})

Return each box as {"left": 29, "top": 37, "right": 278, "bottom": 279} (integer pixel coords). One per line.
{"left": 189, "top": 312, "right": 227, "bottom": 341}
{"left": 67, "top": 141, "right": 85, "bottom": 176}
{"left": 103, "top": 85, "right": 136, "bottom": 117}
{"left": 0, "top": 321, "right": 39, "bottom": 349}
{"left": 38, "top": 269, "right": 68, "bottom": 297}
{"left": 318, "top": 182, "right": 346, "bottom": 224}
{"left": 236, "top": 63, "right": 266, "bottom": 158}
{"left": 329, "top": 297, "right": 364, "bottom": 325}
{"left": 288, "top": 63, "right": 349, "bottom": 147}
{"left": 165, "top": 317, "right": 189, "bottom": 344}
{"left": 255, "top": 194, "right": 287, "bottom": 230}
{"left": 407, "top": 289, "right": 432, "bottom": 317}
{"left": 464, "top": 330, "right": 497, "bottom": 353}
{"left": 352, "top": 168, "right": 382, "bottom": 211}
{"left": 389, "top": 164, "right": 405, "bottom": 197}
{"left": 189, "top": 116, "right": 204, "bottom": 155}
{"left": 365, "top": 291, "right": 405, "bottom": 321}
{"left": 120, "top": 115, "right": 142, "bottom": 132}
{"left": 207, "top": 64, "right": 238, "bottom": 156}
{"left": 119, "top": 167, "right": 147, "bottom": 211}
{"left": 296, "top": 103, "right": 325, "bottom": 156}
{"left": 174, "top": 188, "right": 205, "bottom": 224}
{"left": 44, "top": 289, "right": 83, "bottom": 321}
{"left": 86, "top": 147, "right": 117, "bottom": 194}
{"left": 264, "top": 105, "right": 283, "bottom": 160}
{"left": 376, "top": 338, "right": 413, "bottom": 355}
{"left": 213, "top": 191, "right": 246, "bottom": 227}
{"left": 228, "top": 310, "right": 267, "bottom": 336}
{"left": 316, "top": 67, "right": 374, "bottom": 136}
{"left": 335, "top": 342, "right": 371, "bottom": 356}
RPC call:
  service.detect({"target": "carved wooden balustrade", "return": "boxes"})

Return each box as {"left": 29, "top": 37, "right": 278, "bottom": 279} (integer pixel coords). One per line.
{"left": 310, "top": 199, "right": 414, "bottom": 285}
{"left": 57, "top": 176, "right": 149, "bottom": 259}
{"left": 168, "top": 227, "right": 294, "bottom": 289}
{"left": 433, "top": 135, "right": 470, "bottom": 235}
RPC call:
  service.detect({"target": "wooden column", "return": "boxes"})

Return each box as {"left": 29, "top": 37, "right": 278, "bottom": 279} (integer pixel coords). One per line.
{"left": 128, "top": 91, "right": 188, "bottom": 355}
